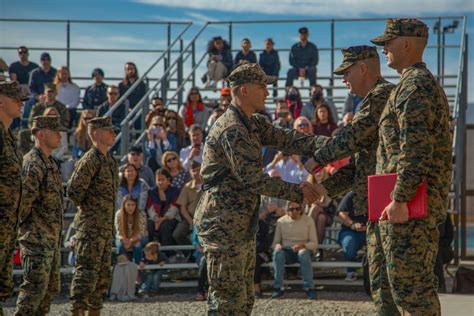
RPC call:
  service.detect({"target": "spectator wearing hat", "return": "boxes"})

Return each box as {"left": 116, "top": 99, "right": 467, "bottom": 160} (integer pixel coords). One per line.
{"left": 122, "top": 145, "right": 156, "bottom": 189}
{"left": 83, "top": 68, "right": 108, "bottom": 110}
{"left": 234, "top": 38, "right": 257, "bottom": 69}
{"left": 286, "top": 27, "right": 319, "bottom": 87}
{"left": 29, "top": 83, "right": 70, "bottom": 129}
{"left": 23, "top": 52, "right": 57, "bottom": 128}
{"left": 259, "top": 38, "right": 281, "bottom": 97}
{"left": 205, "top": 36, "right": 233, "bottom": 88}
{"left": 54, "top": 66, "right": 80, "bottom": 129}
{"left": 97, "top": 85, "right": 127, "bottom": 128}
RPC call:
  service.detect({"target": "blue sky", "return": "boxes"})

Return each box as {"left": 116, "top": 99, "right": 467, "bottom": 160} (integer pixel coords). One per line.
{"left": 1, "top": 0, "right": 473, "bottom": 105}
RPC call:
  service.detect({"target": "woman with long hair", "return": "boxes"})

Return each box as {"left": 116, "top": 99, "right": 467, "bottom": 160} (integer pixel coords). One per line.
{"left": 114, "top": 195, "right": 148, "bottom": 263}
{"left": 165, "top": 109, "right": 186, "bottom": 152}
{"left": 161, "top": 151, "right": 190, "bottom": 192}
{"left": 205, "top": 36, "right": 233, "bottom": 88}
{"left": 54, "top": 66, "right": 80, "bottom": 128}
{"left": 312, "top": 103, "right": 338, "bottom": 137}
{"left": 118, "top": 62, "right": 147, "bottom": 110}
{"left": 179, "top": 87, "right": 211, "bottom": 130}
{"left": 116, "top": 163, "right": 150, "bottom": 211}
{"left": 72, "top": 109, "right": 96, "bottom": 158}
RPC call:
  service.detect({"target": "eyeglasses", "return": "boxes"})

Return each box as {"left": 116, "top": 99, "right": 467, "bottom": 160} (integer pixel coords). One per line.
{"left": 153, "top": 103, "right": 164, "bottom": 108}
{"left": 288, "top": 207, "right": 302, "bottom": 212}
{"left": 41, "top": 58, "right": 51, "bottom": 62}
{"left": 108, "top": 92, "right": 119, "bottom": 95}
{"left": 152, "top": 124, "right": 162, "bottom": 127}
{"left": 130, "top": 152, "right": 141, "bottom": 156}
{"left": 167, "top": 157, "right": 177, "bottom": 163}
{"left": 298, "top": 123, "right": 310, "bottom": 129}
{"left": 18, "top": 51, "right": 27, "bottom": 55}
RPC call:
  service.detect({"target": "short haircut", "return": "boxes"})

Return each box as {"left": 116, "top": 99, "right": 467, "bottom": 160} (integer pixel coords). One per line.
{"left": 189, "top": 124, "right": 202, "bottom": 134}
{"left": 144, "top": 241, "right": 160, "bottom": 254}
{"left": 155, "top": 167, "right": 172, "bottom": 181}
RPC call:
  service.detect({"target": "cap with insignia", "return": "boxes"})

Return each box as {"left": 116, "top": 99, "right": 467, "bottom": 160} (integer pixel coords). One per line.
{"left": 31, "top": 115, "right": 67, "bottom": 133}
{"left": 44, "top": 82, "right": 56, "bottom": 92}
{"left": 0, "top": 81, "right": 29, "bottom": 101}
{"left": 371, "top": 18, "right": 429, "bottom": 46}
{"left": 334, "top": 45, "right": 379, "bottom": 75}
{"left": 87, "top": 116, "right": 115, "bottom": 131}
{"left": 226, "top": 63, "right": 277, "bottom": 88}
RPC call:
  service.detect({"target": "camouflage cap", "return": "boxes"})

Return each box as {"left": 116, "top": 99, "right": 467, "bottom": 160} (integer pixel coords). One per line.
{"left": 87, "top": 116, "right": 115, "bottom": 131}
{"left": 334, "top": 45, "right": 379, "bottom": 75}
{"left": 0, "top": 81, "right": 29, "bottom": 101}
{"left": 226, "top": 63, "right": 277, "bottom": 88}
{"left": 371, "top": 18, "right": 429, "bottom": 46}
{"left": 44, "top": 82, "right": 56, "bottom": 92}
{"left": 31, "top": 115, "right": 67, "bottom": 133}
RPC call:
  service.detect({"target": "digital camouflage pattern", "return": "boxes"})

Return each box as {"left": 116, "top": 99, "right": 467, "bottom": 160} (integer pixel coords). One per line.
{"left": 87, "top": 116, "right": 115, "bottom": 131}
{"left": 29, "top": 100, "right": 70, "bottom": 128}
{"left": 371, "top": 18, "right": 429, "bottom": 45}
{"left": 333, "top": 45, "right": 379, "bottom": 75}
{"left": 226, "top": 63, "right": 277, "bottom": 88}
{"left": 312, "top": 77, "right": 395, "bottom": 215}
{"left": 67, "top": 145, "right": 119, "bottom": 311}
{"left": 30, "top": 115, "right": 67, "bottom": 133}
{"left": 15, "top": 146, "right": 63, "bottom": 315}
{"left": 369, "top": 61, "right": 452, "bottom": 315}
{"left": 0, "top": 81, "right": 28, "bottom": 101}
{"left": 194, "top": 104, "right": 328, "bottom": 314}
{"left": 0, "top": 120, "right": 22, "bottom": 306}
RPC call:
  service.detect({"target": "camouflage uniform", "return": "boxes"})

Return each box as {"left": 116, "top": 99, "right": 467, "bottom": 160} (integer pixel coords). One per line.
{"left": 194, "top": 63, "right": 328, "bottom": 315}
{"left": 369, "top": 19, "right": 452, "bottom": 315}
{"left": 67, "top": 117, "right": 119, "bottom": 312}
{"left": 0, "top": 82, "right": 25, "bottom": 313}
{"left": 312, "top": 46, "right": 395, "bottom": 215}
{"left": 28, "top": 83, "right": 70, "bottom": 128}
{"left": 15, "top": 116, "right": 66, "bottom": 315}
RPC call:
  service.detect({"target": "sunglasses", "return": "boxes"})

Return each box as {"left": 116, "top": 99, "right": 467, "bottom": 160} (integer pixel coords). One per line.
{"left": 167, "top": 157, "right": 177, "bottom": 163}
{"left": 288, "top": 207, "right": 302, "bottom": 212}
{"left": 18, "top": 51, "right": 28, "bottom": 55}
{"left": 298, "top": 123, "right": 310, "bottom": 129}
{"left": 108, "top": 92, "right": 119, "bottom": 95}
{"left": 152, "top": 124, "right": 162, "bottom": 127}
{"left": 41, "top": 58, "right": 51, "bottom": 61}
{"left": 130, "top": 152, "right": 141, "bottom": 156}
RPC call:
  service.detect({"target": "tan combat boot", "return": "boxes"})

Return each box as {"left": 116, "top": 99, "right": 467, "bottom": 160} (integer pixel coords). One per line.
{"left": 88, "top": 308, "right": 101, "bottom": 316}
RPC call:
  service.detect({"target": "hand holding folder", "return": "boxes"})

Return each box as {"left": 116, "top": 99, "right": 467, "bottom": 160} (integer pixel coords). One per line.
{"left": 368, "top": 173, "right": 427, "bottom": 222}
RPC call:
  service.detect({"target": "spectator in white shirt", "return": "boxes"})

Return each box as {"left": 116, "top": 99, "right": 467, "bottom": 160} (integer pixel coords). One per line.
{"left": 179, "top": 124, "right": 203, "bottom": 170}
{"left": 265, "top": 151, "right": 308, "bottom": 184}
{"left": 54, "top": 66, "right": 80, "bottom": 129}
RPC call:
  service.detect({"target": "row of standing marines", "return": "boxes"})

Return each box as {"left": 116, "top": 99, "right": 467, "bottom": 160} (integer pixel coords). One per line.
{"left": 0, "top": 18, "right": 452, "bottom": 316}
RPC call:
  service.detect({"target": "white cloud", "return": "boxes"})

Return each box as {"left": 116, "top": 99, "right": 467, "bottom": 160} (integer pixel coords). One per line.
{"left": 133, "top": 0, "right": 473, "bottom": 17}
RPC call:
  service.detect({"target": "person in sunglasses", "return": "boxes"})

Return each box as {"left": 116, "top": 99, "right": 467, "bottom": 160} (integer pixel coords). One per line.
{"left": 8, "top": 46, "right": 39, "bottom": 88}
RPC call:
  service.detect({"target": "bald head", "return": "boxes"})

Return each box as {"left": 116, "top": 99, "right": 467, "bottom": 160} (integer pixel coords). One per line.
{"left": 382, "top": 36, "right": 426, "bottom": 71}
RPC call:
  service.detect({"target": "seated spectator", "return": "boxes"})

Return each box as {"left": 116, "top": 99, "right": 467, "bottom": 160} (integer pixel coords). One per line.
{"left": 179, "top": 124, "right": 204, "bottom": 170}
{"left": 109, "top": 253, "right": 138, "bottom": 302}
{"left": 115, "top": 195, "right": 148, "bottom": 264}
{"left": 54, "top": 66, "right": 80, "bottom": 128}
{"left": 162, "top": 151, "right": 190, "bottom": 191}
{"left": 138, "top": 241, "right": 169, "bottom": 297}
{"left": 173, "top": 161, "right": 203, "bottom": 245}
{"left": 302, "top": 84, "right": 338, "bottom": 124}
{"left": 8, "top": 46, "right": 39, "bottom": 92}
{"left": 72, "top": 109, "right": 96, "bottom": 158}
{"left": 23, "top": 52, "right": 57, "bottom": 128}
{"left": 192, "top": 225, "right": 208, "bottom": 301}
{"left": 271, "top": 201, "right": 318, "bottom": 300}
{"left": 43, "top": 106, "right": 68, "bottom": 160}
{"left": 145, "top": 116, "right": 174, "bottom": 173}
{"left": 234, "top": 38, "right": 257, "bottom": 68}
{"left": 293, "top": 116, "right": 313, "bottom": 135}
{"left": 145, "top": 96, "right": 165, "bottom": 127}
{"left": 82, "top": 68, "right": 108, "bottom": 110}
{"left": 179, "top": 87, "right": 211, "bottom": 131}
{"left": 312, "top": 103, "right": 338, "bottom": 137}
{"left": 284, "top": 86, "right": 303, "bottom": 119}
{"left": 205, "top": 36, "right": 233, "bottom": 88}
{"left": 29, "top": 83, "right": 70, "bottom": 128}
{"left": 97, "top": 85, "right": 127, "bottom": 128}
{"left": 340, "top": 112, "right": 355, "bottom": 128}
{"left": 254, "top": 219, "right": 271, "bottom": 298}
{"left": 259, "top": 38, "right": 280, "bottom": 97}
{"left": 116, "top": 163, "right": 150, "bottom": 211}
{"left": 205, "top": 88, "right": 232, "bottom": 134}
{"left": 265, "top": 151, "right": 308, "bottom": 184}
{"left": 286, "top": 27, "right": 318, "bottom": 88}
{"left": 273, "top": 99, "right": 293, "bottom": 129}
{"left": 336, "top": 191, "right": 367, "bottom": 282}
{"left": 146, "top": 168, "right": 180, "bottom": 245}
{"left": 119, "top": 61, "right": 147, "bottom": 110}
{"left": 122, "top": 145, "right": 156, "bottom": 188}
{"left": 164, "top": 109, "right": 186, "bottom": 153}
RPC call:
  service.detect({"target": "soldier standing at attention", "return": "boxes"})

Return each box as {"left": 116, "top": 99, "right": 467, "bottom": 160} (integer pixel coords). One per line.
{"left": 68, "top": 116, "right": 119, "bottom": 316}
{"left": 0, "top": 81, "right": 26, "bottom": 315}
{"left": 194, "top": 63, "right": 327, "bottom": 315}
{"left": 369, "top": 18, "right": 452, "bottom": 315}
{"left": 15, "top": 116, "right": 66, "bottom": 315}
{"left": 304, "top": 45, "right": 394, "bottom": 225}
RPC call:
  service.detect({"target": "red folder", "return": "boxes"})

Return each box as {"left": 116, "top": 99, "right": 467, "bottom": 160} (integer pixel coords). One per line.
{"left": 368, "top": 173, "right": 427, "bottom": 222}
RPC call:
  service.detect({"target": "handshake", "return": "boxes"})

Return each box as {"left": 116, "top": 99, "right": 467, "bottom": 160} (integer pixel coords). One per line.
{"left": 299, "top": 158, "right": 331, "bottom": 206}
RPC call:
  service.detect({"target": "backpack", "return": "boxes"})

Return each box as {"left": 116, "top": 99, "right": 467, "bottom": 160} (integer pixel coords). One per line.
{"left": 452, "top": 266, "right": 474, "bottom": 293}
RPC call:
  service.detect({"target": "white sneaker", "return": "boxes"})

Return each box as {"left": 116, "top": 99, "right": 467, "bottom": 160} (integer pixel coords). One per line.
{"left": 344, "top": 272, "right": 357, "bottom": 282}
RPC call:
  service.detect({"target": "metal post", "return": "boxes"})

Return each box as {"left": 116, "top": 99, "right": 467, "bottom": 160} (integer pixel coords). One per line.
{"left": 177, "top": 39, "right": 184, "bottom": 107}
{"left": 228, "top": 22, "right": 233, "bottom": 49}
{"left": 460, "top": 33, "right": 468, "bottom": 259}
{"left": 441, "top": 31, "right": 446, "bottom": 86}
{"left": 192, "top": 42, "right": 196, "bottom": 87}
{"left": 167, "top": 22, "right": 171, "bottom": 70}
{"left": 161, "top": 57, "right": 168, "bottom": 103}
{"left": 329, "top": 20, "right": 335, "bottom": 98}
{"left": 66, "top": 21, "right": 71, "bottom": 69}
{"left": 121, "top": 102, "right": 130, "bottom": 157}
{"left": 437, "top": 17, "right": 442, "bottom": 80}
{"left": 141, "top": 95, "right": 147, "bottom": 136}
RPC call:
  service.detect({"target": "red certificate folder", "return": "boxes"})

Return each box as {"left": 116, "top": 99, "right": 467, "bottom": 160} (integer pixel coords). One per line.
{"left": 368, "top": 173, "right": 427, "bottom": 221}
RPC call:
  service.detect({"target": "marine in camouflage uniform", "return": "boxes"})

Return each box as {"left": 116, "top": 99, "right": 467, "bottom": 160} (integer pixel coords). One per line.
{"left": 0, "top": 82, "right": 26, "bottom": 315}
{"left": 369, "top": 18, "right": 452, "bottom": 315}
{"left": 194, "top": 63, "right": 328, "bottom": 315}
{"left": 309, "top": 46, "right": 395, "bottom": 215}
{"left": 67, "top": 117, "right": 119, "bottom": 315}
{"left": 29, "top": 83, "right": 70, "bottom": 128}
{"left": 15, "top": 116, "right": 66, "bottom": 315}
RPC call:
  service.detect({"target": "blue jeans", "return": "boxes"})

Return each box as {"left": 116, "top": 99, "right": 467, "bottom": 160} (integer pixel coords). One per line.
{"left": 141, "top": 270, "right": 165, "bottom": 292}
{"left": 338, "top": 228, "right": 366, "bottom": 272}
{"left": 115, "top": 237, "right": 148, "bottom": 264}
{"left": 272, "top": 248, "right": 314, "bottom": 290}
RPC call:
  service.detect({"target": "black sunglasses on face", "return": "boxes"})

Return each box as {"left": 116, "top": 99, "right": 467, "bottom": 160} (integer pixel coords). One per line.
{"left": 18, "top": 51, "right": 27, "bottom": 55}
{"left": 288, "top": 207, "right": 302, "bottom": 212}
{"left": 167, "top": 157, "right": 177, "bottom": 163}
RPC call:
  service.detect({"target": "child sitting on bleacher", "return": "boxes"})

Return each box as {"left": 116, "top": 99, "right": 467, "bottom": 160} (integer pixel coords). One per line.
{"left": 138, "top": 241, "right": 169, "bottom": 298}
